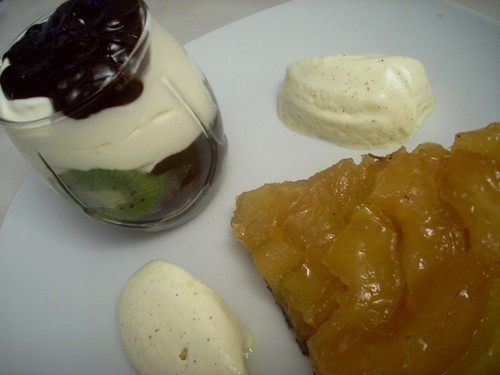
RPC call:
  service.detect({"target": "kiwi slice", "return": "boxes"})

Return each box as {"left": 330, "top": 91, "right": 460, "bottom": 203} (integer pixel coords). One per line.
{"left": 59, "top": 168, "right": 167, "bottom": 222}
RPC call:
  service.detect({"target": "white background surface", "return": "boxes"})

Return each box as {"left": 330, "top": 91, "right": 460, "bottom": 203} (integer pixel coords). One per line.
{"left": 0, "top": 0, "right": 499, "bottom": 225}
{"left": 0, "top": 1, "right": 499, "bottom": 374}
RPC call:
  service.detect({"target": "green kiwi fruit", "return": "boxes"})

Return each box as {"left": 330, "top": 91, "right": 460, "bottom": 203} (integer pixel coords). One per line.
{"left": 59, "top": 168, "right": 167, "bottom": 222}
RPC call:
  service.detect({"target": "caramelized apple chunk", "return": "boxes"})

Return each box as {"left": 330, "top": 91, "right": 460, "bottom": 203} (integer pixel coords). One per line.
{"left": 231, "top": 123, "right": 500, "bottom": 374}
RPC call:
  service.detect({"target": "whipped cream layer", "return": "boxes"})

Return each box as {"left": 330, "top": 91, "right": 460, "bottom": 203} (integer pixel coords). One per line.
{"left": 1, "top": 18, "right": 217, "bottom": 173}
{"left": 278, "top": 55, "right": 435, "bottom": 149}
{"left": 118, "top": 260, "right": 253, "bottom": 375}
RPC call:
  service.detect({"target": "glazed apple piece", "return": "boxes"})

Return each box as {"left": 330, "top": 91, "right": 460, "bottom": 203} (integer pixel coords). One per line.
{"left": 309, "top": 251, "right": 493, "bottom": 374}
{"left": 366, "top": 144, "right": 466, "bottom": 295}
{"left": 441, "top": 123, "right": 500, "bottom": 265}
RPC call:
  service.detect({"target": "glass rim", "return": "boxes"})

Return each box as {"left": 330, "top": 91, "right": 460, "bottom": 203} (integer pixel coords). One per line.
{"left": 0, "top": 0, "right": 151, "bottom": 128}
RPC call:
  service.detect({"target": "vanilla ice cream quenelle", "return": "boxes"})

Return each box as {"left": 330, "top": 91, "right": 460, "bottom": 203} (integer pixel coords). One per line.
{"left": 118, "top": 260, "right": 253, "bottom": 374}
{"left": 0, "top": 0, "right": 227, "bottom": 230}
{"left": 278, "top": 55, "right": 435, "bottom": 148}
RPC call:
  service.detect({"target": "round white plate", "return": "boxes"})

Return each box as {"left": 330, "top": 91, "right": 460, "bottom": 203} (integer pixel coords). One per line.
{"left": 1, "top": 0, "right": 498, "bottom": 373}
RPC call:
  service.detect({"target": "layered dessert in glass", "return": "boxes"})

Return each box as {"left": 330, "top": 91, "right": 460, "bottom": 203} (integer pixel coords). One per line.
{"left": 0, "top": 0, "right": 227, "bottom": 231}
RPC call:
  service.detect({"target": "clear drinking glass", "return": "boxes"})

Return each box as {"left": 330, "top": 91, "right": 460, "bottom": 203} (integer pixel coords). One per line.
{"left": 0, "top": 0, "right": 227, "bottom": 231}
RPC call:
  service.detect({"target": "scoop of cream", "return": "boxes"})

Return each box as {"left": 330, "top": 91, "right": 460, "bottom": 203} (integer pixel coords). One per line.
{"left": 118, "top": 260, "right": 253, "bottom": 375}
{"left": 278, "top": 54, "right": 435, "bottom": 148}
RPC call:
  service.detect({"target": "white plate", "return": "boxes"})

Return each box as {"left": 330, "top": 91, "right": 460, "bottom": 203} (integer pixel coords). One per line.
{"left": 0, "top": 0, "right": 498, "bottom": 374}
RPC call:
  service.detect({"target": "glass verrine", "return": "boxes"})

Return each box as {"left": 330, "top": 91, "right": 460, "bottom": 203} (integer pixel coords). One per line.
{"left": 0, "top": 0, "right": 227, "bottom": 231}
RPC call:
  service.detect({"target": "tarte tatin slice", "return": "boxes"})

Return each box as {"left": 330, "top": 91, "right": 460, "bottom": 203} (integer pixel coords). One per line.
{"left": 232, "top": 123, "right": 500, "bottom": 375}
